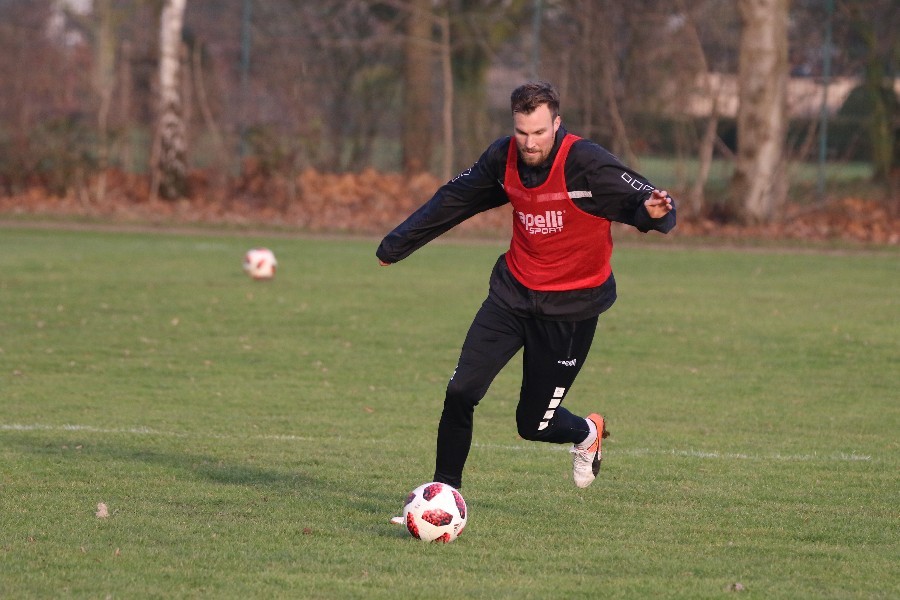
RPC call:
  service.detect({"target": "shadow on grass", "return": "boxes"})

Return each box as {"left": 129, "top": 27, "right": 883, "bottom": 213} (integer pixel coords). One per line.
{"left": 3, "top": 431, "right": 404, "bottom": 511}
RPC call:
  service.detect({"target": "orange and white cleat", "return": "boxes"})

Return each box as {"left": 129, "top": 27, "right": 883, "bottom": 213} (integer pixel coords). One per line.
{"left": 570, "top": 413, "right": 609, "bottom": 488}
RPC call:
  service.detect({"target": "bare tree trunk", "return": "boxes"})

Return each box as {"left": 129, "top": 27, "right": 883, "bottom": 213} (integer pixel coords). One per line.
{"left": 92, "top": 0, "right": 117, "bottom": 205}
{"left": 731, "top": 0, "right": 790, "bottom": 223}
{"left": 598, "top": 0, "right": 636, "bottom": 167}
{"left": 118, "top": 40, "right": 133, "bottom": 173}
{"left": 439, "top": 12, "right": 454, "bottom": 182}
{"left": 692, "top": 108, "right": 720, "bottom": 214}
{"left": 449, "top": 5, "right": 492, "bottom": 171}
{"left": 848, "top": 5, "right": 896, "bottom": 186}
{"left": 192, "top": 42, "right": 229, "bottom": 170}
{"left": 579, "top": 0, "right": 594, "bottom": 139}
{"left": 674, "top": 0, "right": 721, "bottom": 216}
{"left": 402, "top": 0, "right": 433, "bottom": 174}
{"left": 152, "top": 0, "right": 188, "bottom": 201}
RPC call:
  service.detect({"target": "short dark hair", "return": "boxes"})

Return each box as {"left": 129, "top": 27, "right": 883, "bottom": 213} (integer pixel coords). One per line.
{"left": 510, "top": 81, "right": 560, "bottom": 119}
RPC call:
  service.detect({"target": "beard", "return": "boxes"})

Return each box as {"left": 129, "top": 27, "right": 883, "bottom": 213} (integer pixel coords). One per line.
{"left": 518, "top": 145, "right": 550, "bottom": 167}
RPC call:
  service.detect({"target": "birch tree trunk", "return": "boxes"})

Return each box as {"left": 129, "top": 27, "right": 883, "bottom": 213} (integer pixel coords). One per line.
{"left": 731, "top": 0, "right": 790, "bottom": 223}
{"left": 152, "top": 0, "right": 188, "bottom": 200}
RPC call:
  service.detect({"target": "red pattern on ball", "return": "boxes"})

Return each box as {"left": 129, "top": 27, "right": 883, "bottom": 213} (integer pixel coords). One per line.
{"left": 405, "top": 512, "right": 421, "bottom": 539}
{"left": 421, "top": 509, "right": 453, "bottom": 527}
{"left": 422, "top": 483, "right": 443, "bottom": 501}
{"left": 452, "top": 489, "right": 466, "bottom": 519}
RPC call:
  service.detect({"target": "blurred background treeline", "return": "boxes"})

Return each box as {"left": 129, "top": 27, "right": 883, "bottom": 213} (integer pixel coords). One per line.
{"left": 0, "top": 0, "right": 896, "bottom": 236}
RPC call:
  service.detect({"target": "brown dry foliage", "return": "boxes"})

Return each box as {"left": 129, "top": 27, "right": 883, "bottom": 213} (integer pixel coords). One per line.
{"left": 0, "top": 168, "right": 897, "bottom": 245}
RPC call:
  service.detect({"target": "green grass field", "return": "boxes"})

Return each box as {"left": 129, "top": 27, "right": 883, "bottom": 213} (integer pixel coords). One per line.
{"left": 1, "top": 226, "right": 897, "bottom": 599}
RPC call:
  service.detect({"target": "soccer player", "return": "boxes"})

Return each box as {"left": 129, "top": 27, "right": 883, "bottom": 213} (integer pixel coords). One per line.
{"left": 377, "top": 81, "right": 675, "bottom": 490}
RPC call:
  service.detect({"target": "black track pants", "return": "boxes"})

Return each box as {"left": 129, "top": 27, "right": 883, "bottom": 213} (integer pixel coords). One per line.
{"left": 433, "top": 295, "right": 599, "bottom": 489}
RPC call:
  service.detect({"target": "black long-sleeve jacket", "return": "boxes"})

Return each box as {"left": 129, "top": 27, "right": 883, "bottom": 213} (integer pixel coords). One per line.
{"left": 376, "top": 125, "right": 676, "bottom": 321}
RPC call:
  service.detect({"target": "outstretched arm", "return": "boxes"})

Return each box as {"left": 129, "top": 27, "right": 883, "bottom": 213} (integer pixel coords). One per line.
{"left": 376, "top": 139, "right": 509, "bottom": 265}
{"left": 565, "top": 140, "right": 675, "bottom": 234}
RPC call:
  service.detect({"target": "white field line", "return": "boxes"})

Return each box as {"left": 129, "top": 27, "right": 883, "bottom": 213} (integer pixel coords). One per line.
{"left": 1, "top": 422, "right": 875, "bottom": 463}
{"left": 471, "top": 442, "right": 874, "bottom": 462}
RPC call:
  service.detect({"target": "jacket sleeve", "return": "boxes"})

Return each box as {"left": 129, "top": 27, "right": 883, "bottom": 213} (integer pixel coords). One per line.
{"left": 376, "top": 139, "right": 509, "bottom": 264}
{"left": 567, "top": 140, "right": 676, "bottom": 234}
{"left": 633, "top": 199, "right": 676, "bottom": 234}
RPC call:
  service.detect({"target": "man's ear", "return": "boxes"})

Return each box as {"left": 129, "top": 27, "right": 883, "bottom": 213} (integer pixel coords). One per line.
{"left": 553, "top": 115, "right": 561, "bottom": 134}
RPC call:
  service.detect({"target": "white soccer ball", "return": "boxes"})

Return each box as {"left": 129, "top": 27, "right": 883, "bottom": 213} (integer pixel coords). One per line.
{"left": 401, "top": 482, "right": 468, "bottom": 543}
{"left": 242, "top": 248, "right": 277, "bottom": 280}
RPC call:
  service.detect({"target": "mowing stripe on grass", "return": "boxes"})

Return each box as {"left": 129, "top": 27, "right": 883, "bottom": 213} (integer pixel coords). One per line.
{"left": 1, "top": 422, "right": 873, "bottom": 463}
{"left": 0, "top": 422, "right": 316, "bottom": 442}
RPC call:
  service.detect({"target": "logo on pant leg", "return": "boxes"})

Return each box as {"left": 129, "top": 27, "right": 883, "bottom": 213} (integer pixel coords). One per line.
{"left": 557, "top": 358, "right": 577, "bottom": 367}
{"left": 537, "top": 387, "right": 566, "bottom": 431}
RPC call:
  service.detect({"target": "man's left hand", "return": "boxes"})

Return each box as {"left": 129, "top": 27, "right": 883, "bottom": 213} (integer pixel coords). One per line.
{"left": 645, "top": 189, "right": 673, "bottom": 219}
